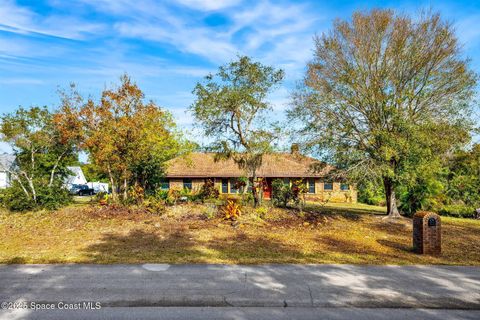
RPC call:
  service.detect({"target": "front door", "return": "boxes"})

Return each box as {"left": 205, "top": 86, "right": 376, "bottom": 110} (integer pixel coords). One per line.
{"left": 263, "top": 178, "right": 272, "bottom": 199}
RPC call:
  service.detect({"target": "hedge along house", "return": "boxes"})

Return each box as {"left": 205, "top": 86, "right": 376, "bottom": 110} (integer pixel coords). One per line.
{"left": 163, "top": 152, "right": 357, "bottom": 203}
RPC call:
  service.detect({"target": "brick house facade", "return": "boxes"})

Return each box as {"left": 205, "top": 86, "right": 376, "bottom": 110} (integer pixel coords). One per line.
{"left": 164, "top": 152, "right": 357, "bottom": 203}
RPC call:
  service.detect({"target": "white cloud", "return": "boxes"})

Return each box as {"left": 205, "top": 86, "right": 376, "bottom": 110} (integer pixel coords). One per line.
{"left": 109, "top": 0, "right": 317, "bottom": 68}
{"left": 174, "top": 0, "right": 240, "bottom": 11}
{"left": 0, "top": 0, "right": 104, "bottom": 39}
{"left": 115, "top": 21, "right": 238, "bottom": 63}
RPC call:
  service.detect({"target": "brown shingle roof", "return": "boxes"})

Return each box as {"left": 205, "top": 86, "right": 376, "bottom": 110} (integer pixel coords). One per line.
{"left": 164, "top": 152, "right": 333, "bottom": 178}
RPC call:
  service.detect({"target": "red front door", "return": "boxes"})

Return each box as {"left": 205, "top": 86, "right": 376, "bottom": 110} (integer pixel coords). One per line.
{"left": 263, "top": 178, "right": 272, "bottom": 199}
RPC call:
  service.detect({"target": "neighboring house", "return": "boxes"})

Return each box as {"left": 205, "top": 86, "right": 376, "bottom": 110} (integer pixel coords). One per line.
{"left": 65, "top": 166, "right": 87, "bottom": 189}
{"left": 87, "top": 181, "right": 109, "bottom": 193}
{"left": 164, "top": 151, "right": 357, "bottom": 203}
{"left": 0, "top": 154, "right": 15, "bottom": 189}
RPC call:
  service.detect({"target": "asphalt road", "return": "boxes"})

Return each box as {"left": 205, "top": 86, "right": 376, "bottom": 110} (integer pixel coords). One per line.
{"left": 2, "top": 307, "right": 480, "bottom": 320}
{"left": 1, "top": 264, "right": 479, "bottom": 319}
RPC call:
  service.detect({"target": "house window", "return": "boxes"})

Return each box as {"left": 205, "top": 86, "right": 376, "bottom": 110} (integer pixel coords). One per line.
{"left": 340, "top": 183, "right": 349, "bottom": 191}
{"left": 324, "top": 182, "right": 333, "bottom": 190}
{"left": 160, "top": 179, "right": 169, "bottom": 190}
{"left": 183, "top": 178, "right": 192, "bottom": 190}
{"left": 222, "top": 179, "right": 228, "bottom": 193}
{"left": 230, "top": 178, "right": 239, "bottom": 194}
{"left": 308, "top": 178, "right": 315, "bottom": 194}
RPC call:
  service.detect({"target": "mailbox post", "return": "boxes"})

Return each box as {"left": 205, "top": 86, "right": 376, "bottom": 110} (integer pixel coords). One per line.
{"left": 413, "top": 211, "right": 441, "bottom": 255}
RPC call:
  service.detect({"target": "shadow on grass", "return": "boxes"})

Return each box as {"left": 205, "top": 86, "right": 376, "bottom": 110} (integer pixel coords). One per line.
{"left": 377, "top": 239, "right": 413, "bottom": 253}
{"left": 3, "top": 257, "right": 27, "bottom": 264}
{"left": 82, "top": 229, "right": 201, "bottom": 263}
{"left": 303, "top": 203, "right": 386, "bottom": 221}
{"left": 317, "top": 235, "right": 420, "bottom": 264}
{"left": 81, "top": 228, "right": 308, "bottom": 264}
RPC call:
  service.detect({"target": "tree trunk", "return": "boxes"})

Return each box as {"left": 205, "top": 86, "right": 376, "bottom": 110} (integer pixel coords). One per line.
{"left": 107, "top": 164, "right": 117, "bottom": 202}
{"left": 123, "top": 177, "right": 128, "bottom": 201}
{"left": 383, "top": 177, "right": 401, "bottom": 218}
{"left": 9, "top": 171, "right": 31, "bottom": 199}
{"left": 48, "top": 152, "right": 66, "bottom": 187}
{"left": 26, "top": 176, "right": 36, "bottom": 203}
{"left": 251, "top": 172, "right": 260, "bottom": 208}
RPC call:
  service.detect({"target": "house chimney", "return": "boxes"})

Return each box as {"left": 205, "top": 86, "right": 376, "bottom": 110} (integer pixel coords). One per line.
{"left": 290, "top": 143, "right": 300, "bottom": 155}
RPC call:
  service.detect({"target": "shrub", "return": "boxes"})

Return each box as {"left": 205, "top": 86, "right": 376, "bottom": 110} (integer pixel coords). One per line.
{"left": 438, "top": 205, "right": 476, "bottom": 218}
{"left": 0, "top": 183, "right": 71, "bottom": 212}
{"left": 272, "top": 179, "right": 307, "bottom": 209}
{"left": 199, "top": 178, "right": 219, "bottom": 200}
{"left": 95, "top": 191, "right": 109, "bottom": 205}
{"left": 143, "top": 197, "right": 166, "bottom": 215}
{"left": 222, "top": 200, "right": 242, "bottom": 220}
{"left": 272, "top": 179, "right": 292, "bottom": 207}
{"left": 0, "top": 186, "right": 36, "bottom": 212}
{"left": 255, "top": 206, "right": 268, "bottom": 219}
{"left": 127, "top": 185, "right": 145, "bottom": 205}
{"left": 35, "top": 185, "right": 72, "bottom": 210}
{"left": 291, "top": 179, "right": 308, "bottom": 208}
{"left": 154, "top": 189, "right": 169, "bottom": 201}
{"left": 167, "top": 187, "right": 182, "bottom": 205}
{"left": 241, "top": 192, "right": 254, "bottom": 206}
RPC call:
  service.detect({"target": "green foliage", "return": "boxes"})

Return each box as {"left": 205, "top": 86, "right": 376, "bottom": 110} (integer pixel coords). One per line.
{"left": 126, "top": 185, "right": 145, "bottom": 205}
{"left": 272, "top": 179, "right": 292, "bottom": 207}
{"left": 0, "top": 106, "right": 77, "bottom": 211}
{"left": 289, "top": 9, "right": 476, "bottom": 217}
{"left": 81, "top": 163, "right": 108, "bottom": 183}
{"left": 291, "top": 179, "right": 308, "bottom": 208}
{"left": 397, "top": 160, "right": 446, "bottom": 216}
{"left": 154, "top": 189, "right": 169, "bottom": 201}
{"left": 445, "top": 144, "right": 480, "bottom": 207}
{"left": 191, "top": 56, "right": 284, "bottom": 207}
{"left": 357, "top": 180, "right": 385, "bottom": 206}
{"left": 143, "top": 197, "right": 166, "bottom": 215}
{"left": 35, "top": 184, "right": 72, "bottom": 210}
{"left": 438, "top": 205, "right": 476, "bottom": 218}
{"left": 59, "top": 76, "right": 194, "bottom": 202}
{"left": 199, "top": 179, "right": 219, "bottom": 200}
{"left": 0, "top": 184, "right": 36, "bottom": 212}
{"left": 272, "top": 179, "right": 307, "bottom": 209}
{"left": 399, "top": 177, "right": 444, "bottom": 217}
{"left": 255, "top": 206, "right": 268, "bottom": 219}
{"left": 0, "top": 182, "right": 71, "bottom": 212}
{"left": 166, "top": 187, "right": 182, "bottom": 205}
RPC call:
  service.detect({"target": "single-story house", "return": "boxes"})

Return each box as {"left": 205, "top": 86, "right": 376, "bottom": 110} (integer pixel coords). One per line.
{"left": 164, "top": 152, "right": 357, "bottom": 203}
{"left": 0, "top": 154, "right": 15, "bottom": 189}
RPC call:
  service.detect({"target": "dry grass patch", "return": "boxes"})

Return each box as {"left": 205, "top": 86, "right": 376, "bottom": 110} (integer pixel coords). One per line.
{"left": 0, "top": 202, "right": 479, "bottom": 265}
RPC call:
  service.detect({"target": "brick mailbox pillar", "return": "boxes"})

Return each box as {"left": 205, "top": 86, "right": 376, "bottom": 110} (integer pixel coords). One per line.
{"left": 413, "top": 211, "right": 441, "bottom": 255}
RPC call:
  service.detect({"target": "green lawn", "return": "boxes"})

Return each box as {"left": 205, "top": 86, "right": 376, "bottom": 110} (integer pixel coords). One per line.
{"left": 1, "top": 202, "right": 479, "bottom": 265}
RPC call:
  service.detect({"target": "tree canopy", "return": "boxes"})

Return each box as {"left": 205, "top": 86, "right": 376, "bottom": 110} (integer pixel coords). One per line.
{"left": 191, "top": 56, "right": 284, "bottom": 206}
{"left": 289, "top": 9, "right": 477, "bottom": 217}
{"left": 0, "top": 106, "right": 75, "bottom": 210}
{"left": 58, "top": 75, "right": 193, "bottom": 201}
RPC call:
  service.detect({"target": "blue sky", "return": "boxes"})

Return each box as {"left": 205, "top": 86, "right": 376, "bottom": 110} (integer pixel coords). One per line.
{"left": 1, "top": 0, "right": 480, "bottom": 152}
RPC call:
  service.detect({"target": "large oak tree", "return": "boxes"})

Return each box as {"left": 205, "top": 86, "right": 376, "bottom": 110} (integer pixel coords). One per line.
{"left": 191, "top": 56, "right": 284, "bottom": 207}
{"left": 290, "top": 10, "right": 477, "bottom": 217}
